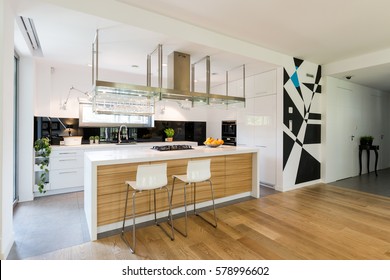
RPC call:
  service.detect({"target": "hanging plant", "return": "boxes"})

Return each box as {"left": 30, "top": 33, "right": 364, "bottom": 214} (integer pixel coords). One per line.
{"left": 34, "top": 137, "right": 52, "bottom": 193}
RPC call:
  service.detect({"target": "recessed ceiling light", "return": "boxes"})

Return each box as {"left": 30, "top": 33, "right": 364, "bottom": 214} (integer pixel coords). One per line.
{"left": 162, "top": 63, "right": 167, "bottom": 67}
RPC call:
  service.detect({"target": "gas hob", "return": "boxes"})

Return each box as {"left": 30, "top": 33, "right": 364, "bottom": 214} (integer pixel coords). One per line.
{"left": 151, "top": 145, "right": 193, "bottom": 151}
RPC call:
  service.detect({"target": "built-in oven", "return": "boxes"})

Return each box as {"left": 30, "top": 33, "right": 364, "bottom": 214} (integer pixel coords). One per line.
{"left": 222, "top": 120, "right": 237, "bottom": 146}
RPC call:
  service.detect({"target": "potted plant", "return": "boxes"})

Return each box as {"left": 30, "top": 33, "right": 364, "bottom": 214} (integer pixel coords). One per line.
{"left": 94, "top": 135, "right": 100, "bottom": 144}
{"left": 164, "top": 128, "right": 175, "bottom": 142}
{"left": 34, "top": 137, "right": 52, "bottom": 193}
{"left": 360, "top": 136, "right": 374, "bottom": 146}
{"left": 89, "top": 136, "right": 94, "bottom": 144}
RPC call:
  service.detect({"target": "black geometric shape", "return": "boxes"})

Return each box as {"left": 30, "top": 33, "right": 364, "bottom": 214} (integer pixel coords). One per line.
{"left": 296, "top": 138, "right": 303, "bottom": 147}
{"left": 283, "top": 132, "right": 295, "bottom": 170}
{"left": 316, "top": 84, "right": 322, "bottom": 93}
{"left": 283, "top": 89, "right": 304, "bottom": 137}
{"left": 283, "top": 68, "right": 290, "bottom": 85}
{"left": 304, "top": 124, "right": 321, "bottom": 144}
{"left": 308, "top": 113, "right": 321, "bottom": 120}
{"left": 296, "top": 85, "right": 303, "bottom": 100}
{"left": 315, "top": 65, "right": 322, "bottom": 85}
{"left": 303, "top": 82, "right": 315, "bottom": 92}
{"left": 294, "top": 57, "right": 304, "bottom": 69}
{"left": 295, "top": 149, "right": 321, "bottom": 184}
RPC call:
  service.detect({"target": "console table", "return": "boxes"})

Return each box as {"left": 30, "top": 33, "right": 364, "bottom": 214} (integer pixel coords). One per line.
{"left": 359, "top": 145, "right": 379, "bottom": 176}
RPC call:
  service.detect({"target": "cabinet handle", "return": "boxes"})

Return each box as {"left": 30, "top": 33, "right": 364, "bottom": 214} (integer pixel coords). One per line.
{"left": 59, "top": 171, "right": 78, "bottom": 174}
{"left": 256, "top": 145, "right": 267, "bottom": 148}
{"left": 59, "top": 159, "right": 77, "bottom": 161}
{"left": 58, "top": 152, "right": 77, "bottom": 155}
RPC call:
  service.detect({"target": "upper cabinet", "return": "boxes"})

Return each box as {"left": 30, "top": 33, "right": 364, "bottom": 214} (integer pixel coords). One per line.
{"left": 251, "top": 69, "right": 277, "bottom": 98}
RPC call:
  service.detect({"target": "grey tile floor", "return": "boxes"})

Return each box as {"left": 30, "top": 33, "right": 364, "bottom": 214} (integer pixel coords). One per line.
{"left": 329, "top": 168, "right": 390, "bottom": 197}
{"left": 8, "top": 191, "right": 90, "bottom": 260}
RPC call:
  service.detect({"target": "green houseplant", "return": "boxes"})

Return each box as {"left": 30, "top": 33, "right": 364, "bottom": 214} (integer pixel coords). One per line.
{"left": 89, "top": 136, "right": 94, "bottom": 144}
{"left": 34, "top": 137, "right": 52, "bottom": 193}
{"left": 360, "top": 136, "right": 374, "bottom": 146}
{"left": 164, "top": 128, "right": 174, "bottom": 141}
{"left": 94, "top": 135, "right": 100, "bottom": 144}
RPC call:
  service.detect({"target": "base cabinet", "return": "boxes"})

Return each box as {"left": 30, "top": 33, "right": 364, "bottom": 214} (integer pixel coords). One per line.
{"left": 50, "top": 149, "right": 84, "bottom": 190}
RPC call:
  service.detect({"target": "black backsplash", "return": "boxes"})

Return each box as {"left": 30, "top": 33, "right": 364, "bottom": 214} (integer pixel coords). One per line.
{"left": 34, "top": 117, "right": 206, "bottom": 145}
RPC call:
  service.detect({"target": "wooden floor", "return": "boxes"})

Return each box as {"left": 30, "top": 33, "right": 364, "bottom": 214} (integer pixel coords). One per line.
{"left": 28, "top": 183, "right": 390, "bottom": 260}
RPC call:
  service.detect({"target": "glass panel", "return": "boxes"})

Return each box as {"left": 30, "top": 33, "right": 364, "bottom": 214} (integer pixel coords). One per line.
{"left": 79, "top": 103, "right": 154, "bottom": 127}
{"left": 13, "top": 54, "right": 19, "bottom": 203}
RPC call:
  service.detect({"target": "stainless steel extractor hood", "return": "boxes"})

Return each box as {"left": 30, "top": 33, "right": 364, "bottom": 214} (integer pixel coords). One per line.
{"left": 91, "top": 30, "right": 245, "bottom": 114}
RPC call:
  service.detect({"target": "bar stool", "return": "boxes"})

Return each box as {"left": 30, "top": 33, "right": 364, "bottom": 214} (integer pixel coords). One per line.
{"left": 121, "top": 163, "right": 174, "bottom": 253}
{"left": 170, "top": 159, "right": 217, "bottom": 237}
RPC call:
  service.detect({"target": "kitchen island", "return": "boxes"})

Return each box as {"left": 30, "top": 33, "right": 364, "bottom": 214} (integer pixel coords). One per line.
{"left": 84, "top": 144, "right": 259, "bottom": 240}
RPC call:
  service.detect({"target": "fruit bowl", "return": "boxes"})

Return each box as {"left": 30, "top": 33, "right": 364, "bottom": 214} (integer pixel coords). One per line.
{"left": 204, "top": 137, "right": 224, "bottom": 148}
{"left": 205, "top": 143, "right": 222, "bottom": 148}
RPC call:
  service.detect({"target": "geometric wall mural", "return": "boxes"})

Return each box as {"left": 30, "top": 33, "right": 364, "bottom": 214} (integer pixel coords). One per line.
{"left": 283, "top": 58, "right": 322, "bottom": 186}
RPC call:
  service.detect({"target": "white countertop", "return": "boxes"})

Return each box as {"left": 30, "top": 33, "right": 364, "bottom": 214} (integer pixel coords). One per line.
{"left": 84, "top": 145, "right": 259, "bottom": 165}
{"left": 51, "top": 141, "right": 198, "bottom": 151}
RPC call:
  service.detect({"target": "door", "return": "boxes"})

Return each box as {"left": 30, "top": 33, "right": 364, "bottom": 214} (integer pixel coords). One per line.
{"left": 334, "top": 87, "right": 359, "bottom": 180}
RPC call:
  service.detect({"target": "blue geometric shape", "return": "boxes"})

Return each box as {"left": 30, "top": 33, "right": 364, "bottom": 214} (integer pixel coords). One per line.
{"left": 291, "top": 71, "right": 300, "bottom": 88}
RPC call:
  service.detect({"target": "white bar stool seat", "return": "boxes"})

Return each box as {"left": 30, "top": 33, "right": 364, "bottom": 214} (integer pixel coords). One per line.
{"left": 170, "top": 159, "right": 217, "bottom": 237}
{"left": 121, "top": 163, "right": 174, "bottom": 253}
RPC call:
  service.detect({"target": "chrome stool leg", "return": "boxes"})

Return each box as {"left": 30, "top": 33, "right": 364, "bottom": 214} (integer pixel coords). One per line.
{"left": 169, "top": 177, "right": 188, "bottom": 237}
{"left": 121, "top": 163, "right": 174, "bottom": 254}
{"left": 155, "top": 187, "right": 175, "bottom": 241}
{"left": 121, "top": 185, "right": 135, "bottom": 254}
{"left": 194, "top": 180, "right": 217, "bottom": 228}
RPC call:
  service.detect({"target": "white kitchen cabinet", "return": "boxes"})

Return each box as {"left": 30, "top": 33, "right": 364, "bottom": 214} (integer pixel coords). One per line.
{"left": 245, "top": 75, "right": 255, "bottom": 97}
{"left": 236, "top": 99, "right": 254, "bottom": 147}
{"left": 50, "top": 168, "right": 84, "bottom": 189}
{"left": 252, "top": 69, "right": 277, "bottom": 97}
{"left": 253, "top": 95, "right": 277, "bottom": 187}
{"left": 211, "top": 83, "right": 225, "bottom": 95}
{"left": 236, "top": 94, "right": 277, "bottom": 187}
{"left": 49, "top": 149, "right": 84, "bottom": 190}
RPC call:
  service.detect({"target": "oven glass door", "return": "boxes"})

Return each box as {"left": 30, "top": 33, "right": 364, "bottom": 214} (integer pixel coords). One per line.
{"left": 222, "top": 122, "right": 236, "bottom": 137}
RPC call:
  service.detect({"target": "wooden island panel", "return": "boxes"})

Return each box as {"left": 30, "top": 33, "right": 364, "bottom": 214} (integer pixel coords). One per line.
{"left": 96, "top": 153, "right": 254, "bottom": 227}
{"left": 225, "top": 153, "right": 253, "bottom": 196}
{"left": 190, "top": 155, "right": 226, "bottom": 203}
{"left": 97, "top": 163, "right": 150, "bottom": 226}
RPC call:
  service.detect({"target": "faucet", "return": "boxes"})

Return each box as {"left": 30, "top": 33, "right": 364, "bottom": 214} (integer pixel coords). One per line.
{"left": 118, "top": 125, "right": 128, "bottom": 143}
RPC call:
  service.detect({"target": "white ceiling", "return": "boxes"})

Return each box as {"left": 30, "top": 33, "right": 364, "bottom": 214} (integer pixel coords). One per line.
{"left": 13, "top": 0, "right": 390, "bottom": 92}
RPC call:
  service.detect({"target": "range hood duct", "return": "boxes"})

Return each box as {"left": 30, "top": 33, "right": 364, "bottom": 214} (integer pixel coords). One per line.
{"left": 167, "top": 51, "right": 191, "bottom": 93}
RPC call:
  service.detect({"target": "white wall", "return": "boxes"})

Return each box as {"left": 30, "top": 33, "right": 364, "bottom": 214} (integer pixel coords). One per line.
{"left": 154, "top": 100, "right": 208, "bottom": 122}
{"left": 323, "top": 76, "right": 390, "bottom": 183}
{"left": 35, "top": 60, "right": 148, "bottom": 118}
{"left": 0, "top": 0, "right": 15, "bottom": 260}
